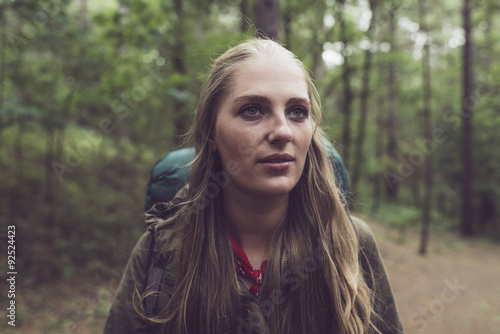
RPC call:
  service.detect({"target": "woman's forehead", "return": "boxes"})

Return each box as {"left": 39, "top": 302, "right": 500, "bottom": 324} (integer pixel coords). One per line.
{"left": 228, "top": 54, "right": 308, "bottom": 99}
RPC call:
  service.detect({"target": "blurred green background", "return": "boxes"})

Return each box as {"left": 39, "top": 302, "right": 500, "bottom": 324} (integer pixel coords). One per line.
{"left": 1, "top": 0, "right": 499, "bottom": 333}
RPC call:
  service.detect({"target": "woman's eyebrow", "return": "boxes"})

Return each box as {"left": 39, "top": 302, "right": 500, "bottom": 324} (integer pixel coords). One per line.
{"left": 233, "top": 95, "right": 271, "bottom": 105}
{"left": 233, "top": 95, "right": 310, "bottom": 106}
{"left": 286, "top": 97, "right": 310, "bottom": 107}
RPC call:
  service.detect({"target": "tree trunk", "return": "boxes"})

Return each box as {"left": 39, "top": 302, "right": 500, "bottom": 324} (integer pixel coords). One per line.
{"left": 372, "top": 61, "right": 386, "bottom": 214}
{"left": 479, "top": 191, "right": 495, "bottom": 231}
{"left": 46, "top": 84, "right": 76, "bottom": 246}
{"left": 79, "top": 0, "right": 88, "bottom": 30}
{"left": 0, "top": 9, "right": 5, "bottom": 147}
{"left": 47, "top": 134, "right": 62, "bottom": 241}
{"left": 385, "top": 7, "right": 399, "bottom": 199}
{"left": 337, "top": 0, "right": 352, "bottom": 169}
{"left": 172, "top": 0, "right": 186, "bottom": 76}
{"left": 282, "top": 3, "right": 292, "bottom": 48}
{"left": 412, "top": 168, "right": 421, "bottom": 207}
{"left": 437, "top": 190, "right": 446, "bottom": 215}
{"left": 8, "top": 122, "right": 25, "bottom": 226}
{"left": 352, "top": 0, "right": 377, "bottom": 193}
{"left": 0, "top": 9, "right": 5, "bottom": 110}
{"left": 240, "top": 0, "right": 251, "bottom": 33}
{"left": 483, "top": 1, "right": 493, "bottom": 72}
{"left": 254, "top": 0, "right": 279, "bottom": 40}
{"left": 310, "top": 2, "right": 327, "bottom": 76}
{"left": 461, "top": 0, "right": 474, "bottom": 237}
{"left": 419, "top": 0, "right": 433, "bottom": 255}
{"left": 172, "top": 0, "right": 189, "bottom": 145}
{"left": 43, "top": 127, "right": 55, "bottom": 203}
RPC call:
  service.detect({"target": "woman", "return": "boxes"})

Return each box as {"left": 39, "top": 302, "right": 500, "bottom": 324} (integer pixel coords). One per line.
{"left": 104, "top": 39, "right": 403, "bottom": 334}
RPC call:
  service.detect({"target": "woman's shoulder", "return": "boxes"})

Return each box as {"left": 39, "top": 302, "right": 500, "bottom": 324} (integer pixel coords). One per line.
{"left": 103, "top": 191, "right": 188, "bottom": 334}
{"left": 350, "top": 216, "right": 385, "bottom": 281}
{"left": 350, "top": 216, "right": 405, "bottom": 333}
{"left": 145, "top": 185, "right": 189, "bottom": 240}
{"left": 350, "top": 215, "right": 377, "bottom": 249}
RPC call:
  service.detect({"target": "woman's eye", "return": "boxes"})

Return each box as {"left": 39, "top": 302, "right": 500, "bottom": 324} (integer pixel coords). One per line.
{"left": 240, "top": 105, "right": 262, "bottom": 118}
{"left": 289, "top": 107, "right": 308, "bottom": 119}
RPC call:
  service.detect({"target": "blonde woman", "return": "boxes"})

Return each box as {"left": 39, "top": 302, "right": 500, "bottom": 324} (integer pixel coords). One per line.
{"left": 104, "top": 39, "right": 403, "bottom": 334}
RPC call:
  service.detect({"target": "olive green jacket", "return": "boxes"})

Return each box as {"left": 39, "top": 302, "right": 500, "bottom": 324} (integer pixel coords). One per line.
{"left": 104, "top": 199, "right": 403, "bottom": 334}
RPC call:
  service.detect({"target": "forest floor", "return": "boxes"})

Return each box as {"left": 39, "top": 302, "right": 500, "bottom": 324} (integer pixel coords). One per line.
{"left": 3, "top": 217, "right": 500, "bottom": 334}
{"left": 367, "top": 216, "right": 500, "bottom": 334}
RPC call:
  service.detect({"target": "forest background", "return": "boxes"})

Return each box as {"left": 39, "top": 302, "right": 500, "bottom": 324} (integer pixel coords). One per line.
{"left": 0, "top": 0, "right": 499, "bottom": 333}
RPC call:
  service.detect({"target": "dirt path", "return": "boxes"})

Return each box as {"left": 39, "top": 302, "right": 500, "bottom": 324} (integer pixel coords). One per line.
{"left": 366, "top": 216, "right": 500, "bottom": 334}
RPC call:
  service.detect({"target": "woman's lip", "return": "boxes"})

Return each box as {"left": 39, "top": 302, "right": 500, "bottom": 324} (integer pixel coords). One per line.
{"left": 257, "top": 154, "right": 295, "bottom": 171}
{"left": 258, "top": 160, "right": 293, "bottom": 171}
{"left": 258, "top": 153, "right": 295, "bottom": 163}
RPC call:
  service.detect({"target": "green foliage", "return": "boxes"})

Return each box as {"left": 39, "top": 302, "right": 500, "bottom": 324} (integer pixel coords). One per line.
{"left": 41, "top": 315, "right": 64, "bottom": 334}
{"left": 373, "top": 203, "right": 421, "bottom": 242}
{"left": 375, "top": 203, "right": 421, "bottom": 229}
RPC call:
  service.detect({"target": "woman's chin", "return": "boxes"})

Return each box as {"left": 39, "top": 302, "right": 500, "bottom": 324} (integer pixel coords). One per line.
{"left": 250, "top": 183, "right": 296, "bottom": 198}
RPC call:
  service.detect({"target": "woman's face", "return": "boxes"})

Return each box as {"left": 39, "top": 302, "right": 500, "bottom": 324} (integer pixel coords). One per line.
{"left": 214, "top": 53, "right": 313, "bottom": 199}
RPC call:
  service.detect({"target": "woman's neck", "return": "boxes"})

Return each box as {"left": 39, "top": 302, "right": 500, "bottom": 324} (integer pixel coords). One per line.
{"left": 223, "top": 190, "right": 288, "bottom": 267}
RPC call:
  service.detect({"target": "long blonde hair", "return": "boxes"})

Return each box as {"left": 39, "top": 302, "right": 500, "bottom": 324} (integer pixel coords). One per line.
{"left": 140, "top": 39, "right": 378, "bottom": 333}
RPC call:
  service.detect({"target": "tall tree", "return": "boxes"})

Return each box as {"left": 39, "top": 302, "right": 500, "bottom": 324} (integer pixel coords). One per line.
{"left": 482, "top": 1, "right": 493, "bottom": 72}
{"left": 476, "top": 0, "right": 498, "bottom": 232}
{"left": 254, "top": 0, "right": 279, "bottom": 40}
{"left": 337, "top": 0, "right": 353, "bottom": 169}
{"left": 8, "top": 118, "right": 25, "bottom": 227}
{"left": 240, "top": 0, "right": 251, "bottom": 33}
{"left": 385, "top": 2, "right": 399, "bottom": 199}
{"left": 372, "top": 59, "right": 386, "bottom": 214}
{"left": 461, "top": 0, "right": 474, "bottom": 236}
{"left": 352, "top": 0, "right": 378, "bottom": 192}
{"left": 282, "top": 0, "right": 293, "bottom": 48}
{"left": 418, "top": 0, "right": 433, "bottom": 255}
{"left": 0, "top": 6, "right": 5, "bottom": 111}
{"left": 171, "top": 0, "right": 189, "bottom": 145}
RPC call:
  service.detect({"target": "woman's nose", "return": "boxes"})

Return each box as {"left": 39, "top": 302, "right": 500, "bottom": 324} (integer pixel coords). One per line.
{"left": 267, "top": 112, "right": 293, "bottom": 144}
